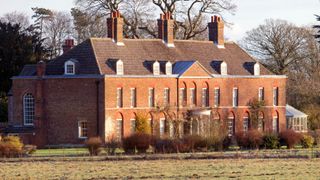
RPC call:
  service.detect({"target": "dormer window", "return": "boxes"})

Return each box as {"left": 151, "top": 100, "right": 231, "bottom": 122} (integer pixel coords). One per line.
{"left": 254, "top": 63, "right": 260, "bottom": 76}
{"left": 116, "top": 59, "right": 124, "bottom": 75}
{"left": 221, "top": 61, "right": 227, "bottom": 75}
{"left": 153, "top": 61, "right": 160, "bottom": 75}
{"left": 165, "top": 61, "right": 172, "bottom": 75}
{"left": 64, "top": 60, "right": 75, "bottom": 75}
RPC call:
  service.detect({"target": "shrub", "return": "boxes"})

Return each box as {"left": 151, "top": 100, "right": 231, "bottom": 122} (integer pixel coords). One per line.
{"left": 105, "top": 135, "right": 121, "bottom": 155}
{"left": 247, "top": 130, "right": 263, "bottom": 149}
{"left": 86, "top": 137, "right": 103, "bottom": 156}
{"left": 279, "top": 130, "right": 302, "bottom": 149}
{"left": 262, "top": 133, "right": 279, "bottom": 149}
{"left": 300, "top": 134, "right": 314, "bottom": 148}
{"left": 153, "top": 137, "right": 178, "bottom": 153}
{"left": 311, "top": 129, "right": 320, "bottom": 147}
{"left": 135, "top": 113, "right": 151, "bottom": 134}
{"left": 182, "top": 135, "right": 207, "bottom": 152}
{"left": 123, "top": 133, "right": 152, "bottom": 154}
{"left": 235, "top": 131, "right": 249, "bottom": 149}
{"left": 0, "top": 136, "right": 24, "bottom": 157}
{"left": 23, "top": 145, "right": 37, "bottom": 155}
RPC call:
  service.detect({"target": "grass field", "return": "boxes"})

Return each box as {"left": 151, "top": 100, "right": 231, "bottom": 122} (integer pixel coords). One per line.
{"left": 0, "top": 158, "right": 319, "bottom": 179}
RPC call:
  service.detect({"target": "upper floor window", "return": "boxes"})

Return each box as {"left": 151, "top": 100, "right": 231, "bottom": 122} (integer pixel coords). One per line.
{"left": 23, "top": 93, "right": 35, "bottom": 126}
{"left": 148, "top": 88, "right": 155, "bottom": 107}
{"left": 130, "top": 88, "right": 136, "bottom": 108}
{"left": 258, "top": 87, "right": 264, "bottom": 101}
{"left": 164, "top": 88, "right": 170, "bottom": 106}
{"left": 165, "top": 61, "right": 172, "bottom": 75}
{"left": 254, "top": 63, "right": 260, "bottom": 76}
{"left": 214, "top": 88, "right": 220, "bottom": 107}
{"left": 78, "top": 121, "right": 88, "bottom": 139}
{"left": 190, "top": 88, "right": 196, "bottom": 106}
{"left": 273, "top": 87, "right": 279, "bottom": 106}
{"left": 116, "top": 60, "right": 124, "bottom": 75}
{"left": 64, "top": 60, "right": 75, "bottom": 75}
{"left": 221, "top": 61, "right": 227, "bottom": 75}
{"left": 153, "top": 61, "right": 160, "bottom": 75}
{"left": 202, "top": 88, "right": 209, "bottom": 107}
{"left": 232, "top": 88, "right": 238, "bottom": 107}
{"left": 116, "top": 88, "right": 123, "bottom": 108}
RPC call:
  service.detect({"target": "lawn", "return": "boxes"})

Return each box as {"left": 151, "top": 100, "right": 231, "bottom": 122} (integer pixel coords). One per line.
{"left": 0, "top": 158, "right": 319, "bottom": 179}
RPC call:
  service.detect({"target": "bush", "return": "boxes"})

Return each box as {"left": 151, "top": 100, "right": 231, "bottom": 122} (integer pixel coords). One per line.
{"left": 235, "top": 131, "right": 249, "bottom": 149}
{"left": 300, "top": 134, "right": 314, "bottom": 148}
{"left": 182, "top": 135, "right": 208, "bottom": 152}
{"left": 135, "top": 113, "right": 151, "bottom": 134}
{"left": 23, "top": 145, "right": 37, "bottom": 155}
{"left": 86, "top": 137, "right": 103, "bottom": 155}
{"left": 123, "top": 133, "right": 152, "bottom": 154}
{"left": 279, "top": 130, "right": 302, "bottom": 149}
{"left": 0, "top": 136, "right": 24, "bottom": 157}
{"left": 105, "top": 135, "right": 121, "bottom": 155}
{"left": 153, "top": 137, "right": 178, "bottom": 153}
{"left": 262, "top": 133, "right": 279, "bottom": 149}
{"left": 247, "top": 130, "right": 263, "bottom": 149}
{"left": 311, "top": 129, "right": 320, "bottom": 147}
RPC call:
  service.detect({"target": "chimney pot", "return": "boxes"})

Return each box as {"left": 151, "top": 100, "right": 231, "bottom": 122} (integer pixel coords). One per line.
{"left": 208, "top": 15, "right": 224, "bottom": 47}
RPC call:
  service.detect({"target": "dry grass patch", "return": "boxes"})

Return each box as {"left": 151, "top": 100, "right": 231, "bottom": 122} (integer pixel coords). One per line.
{"left": 0, "top": 158, "right": 319, "bottom": 179}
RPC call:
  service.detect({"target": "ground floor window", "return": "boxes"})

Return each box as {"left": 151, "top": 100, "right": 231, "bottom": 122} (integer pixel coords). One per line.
{"left": 116, "top": 119, "right": 123, "bottom": 141}
{"left": 272, "top": 116, "right": 279, "bottom": 133}
{"left": 130, "top": 119, "right": 136, "bottom": 134}
{"left": 287, "top": 117, "right": 307, "bottom": 132}
{"left": 160, "top": 118, "right": 165, "bottom": 137}
{"left": 78, "top": 121, "right": 88, "bottom": 138}
{"left": 228, "top": 116, "right": 235, "bottom": 137}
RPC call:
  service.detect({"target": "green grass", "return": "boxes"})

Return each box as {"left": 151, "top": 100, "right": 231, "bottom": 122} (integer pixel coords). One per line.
{"left": 32, "top": 148, "right": 89, "bottom": 156}
{"left": 0, "top": 158, "right": 319, "bottom": 179}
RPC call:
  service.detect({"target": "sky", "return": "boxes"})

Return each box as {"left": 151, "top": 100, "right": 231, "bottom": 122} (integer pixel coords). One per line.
{"left": 0, "top": 0, "right": 319, "bottom": 41}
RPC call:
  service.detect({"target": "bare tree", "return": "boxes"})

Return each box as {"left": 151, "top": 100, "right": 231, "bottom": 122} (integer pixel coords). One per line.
{"left": 240, "top": 19, "right": 311, "bottom": 75}
{"left": 74, "top": 0, "right": 236, "bottom": 40}
{"left": 42, "top": 11, "right": 73, "bottom": 59}
{"left": 0, "top": 11, "right": 30, "bottom": 30}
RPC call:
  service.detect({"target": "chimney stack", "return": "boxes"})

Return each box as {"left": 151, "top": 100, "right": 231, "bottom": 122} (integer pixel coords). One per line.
{"left": 62, "top": 39, "right": 74, "bottom": 54}
{"left": 36, "top": 60, "right": 46, "bottom": 77}
{"left": 107, "top": 10, "right": 124, "bottom": 46}
{"left": 158, "top": 12, "right": 174, "bottom": 47}
{"left": 208, "top": 15, "right": 224, "bottom": 48}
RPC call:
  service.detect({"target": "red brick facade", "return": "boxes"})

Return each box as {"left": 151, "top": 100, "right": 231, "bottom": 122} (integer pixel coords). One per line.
{"left": 7, "top": 11, "right": 287, "bottom": 147}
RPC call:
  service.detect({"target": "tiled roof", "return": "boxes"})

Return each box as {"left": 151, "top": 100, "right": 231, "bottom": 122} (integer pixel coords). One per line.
{"left": 19, "top": 64, "right": 37, "bottom": 76}
{"left": 20, "top": 38, "right": 273, "bottom": 76}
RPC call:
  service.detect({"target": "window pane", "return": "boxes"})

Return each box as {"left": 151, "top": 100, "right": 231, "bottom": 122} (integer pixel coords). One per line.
{"left": 190, "top": 88, "right": 196, "bottom": 106}
{"left": 116, "top": 119, "right": 123, "bottom": 141}
{"left": 23, "top": 93, "right": 35, "bottom": 125}
{"left": 79, "top": 121, "right": 88, "bottom": 138}
{"left": 179, "top": 88, "right": 186, "bottom": 107}
{"left": 164, "top": 88, "right": 170, "bottom": 106}
{"left": 131, "top": 88, "right": 136, "bottom": 107}
{"left": 202, "top": 88, "right": 209, "bottom": 107}
{"left": 149, "top": 88, "right": 155, "bottom": 107}
{"left": 117, "top": 88, "right": 123, "bottom": 108}
{"left": 130, "top": 119, "right": 136, "bottom": 134}
{"left": 160, "top": 118, "right": 165, "bottom": 137}
{"left": 214, "top": 88, "right": 220, "bottom": 107}
{"left": 233, "top": 88, "right": 238, "bottom": 107}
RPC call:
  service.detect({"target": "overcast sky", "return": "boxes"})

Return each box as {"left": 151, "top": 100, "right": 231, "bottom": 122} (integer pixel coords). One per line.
{"left": 0, "top": 0, "right": 319, "bottom": 41}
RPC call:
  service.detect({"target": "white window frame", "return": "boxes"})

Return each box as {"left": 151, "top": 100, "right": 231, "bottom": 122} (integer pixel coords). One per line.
{"left": 243, "top": 116, "right": 249, "bottom": 132}
{"left": 148, "top": 88, "right": 155, "bottom": 107}
{"left": 116, "top": 88, "right": 123, "bottom": 108}
{"left": 130, "top": 88, "right": 136, "bottom": 108}
{"left": 130, "top": 119, "right": 136, "bottom": 134}
{"left": 272, "top": 116, "right": 279, "bottom": 133}
{"left": 202, "top": 88, "right": 209, "bottom": 107}
{"left": 221, "top": 61, "right": 227, "bottom": 75}
{"left": 190, "top": 88, "right": 196, "bottom": 106}
{"left": 164, "top": 88, "right": 170, "bottom": 106}
{"left": 179, "top": 88, "right": 186, "bottom": 107}
{"left": 273, "top": 87, "right": 279, "bottom": 106}
{"left": 258, "top": 87, "right": 264, "bottom": 101}
{"left": 64, "top": 60, "right": 75, "bottom": 75}
{"left": 116, "top": 119, "right": 123, "bottom": 141}
{"left": 116, "top": 59, "right": 124, "bottom": 75}
{"left": 78, "top": 121, "right": 88, "bottom": 139}
{"left": 23, "top": 93, "right": 35, "bottom": 126}
{"left": 227, "top": 116, "right": 235, "bottom": 137}
{"left": 232, "top": 88, "right": 238, "bottom": 107}
{"left": 153, "top": 61, "right": 160, "bottom": 75}
{"left": 160, "top": 118, "right": 165, "bottom": 138}
{"left": 254, "top": 63, "right": 260, "bottom": 76}
{"left": 214, "top": 88, "right": 220, "bottom": 107}
{"left": 165, "top": 61, "right": 172, "bottom": 75}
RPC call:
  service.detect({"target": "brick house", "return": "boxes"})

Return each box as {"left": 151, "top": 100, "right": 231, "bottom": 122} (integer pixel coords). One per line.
{"left": 6, "top": 11, "right": 287, "bottom": 147}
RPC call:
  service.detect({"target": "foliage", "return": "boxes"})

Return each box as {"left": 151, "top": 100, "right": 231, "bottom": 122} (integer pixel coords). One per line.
{"left": 0, "top": 136, "right": 24, "bottom": 157}
{"left": 248, "top": 98, "right": 265, "bottom": 129}
{"left": 153, "top": 137, "right": 178, "bottom": 153}
{"left": 122, "top": 133, "right": 152, "bottom": 153}
{"left": 23, "top": 145, "right": 37, "bottom": 155}
{"left": 303, "top": 105, "right": 320, "bottom": 130}
{"left": 135, "top": 112, "right": 151, "bottom": 134}
{"left": 85, "top": 137, "right": 103, "bottom": 155}
{"left": 311, "top": 129, "right": 320, "bottom": 147}
{"left": 279, "top": 130, "right": 302, "bottom": 149}
{"left": 105, "top": 135, "right": 120, "bottom": 155}
{"left": 262, "top": 133, "right": 280, "bottom": 149}
{"left": 0, "top": 93, "right": 8, "bottom": 122}
{"left": 300, "top": 134, "right": 314, "bottom": 148}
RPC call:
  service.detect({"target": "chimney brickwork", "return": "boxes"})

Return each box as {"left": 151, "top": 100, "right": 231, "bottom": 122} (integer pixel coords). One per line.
{"left": 107, "top": 10, "right": 124, "bottom": 45}
{"left": 62, "top": 39, "right": 74, "bottom": 54}
{"left": 208, "top": 15, "right": 224, "bottom": 47}
{"left": 158, "top": 12, "right": 174, "bottom": 47}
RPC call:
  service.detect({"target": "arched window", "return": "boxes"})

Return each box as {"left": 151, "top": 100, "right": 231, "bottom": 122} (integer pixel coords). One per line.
{"left": 64, "top": 60, "right": 75, "bottom": 75}
{"left": 227, "top": 112, "right": 235, "bottom": 137}
{"left": 165, "top": 61, "right": 172, "bottom": 75}
{"left": 220, "top": 61, "right": 227, "bottom": 75}
{"left": 23, "top": 93, "right": 35, "bottom": 125}
{"left": 116, "top": 59, "right": 124, "bottom": 75}
{"left": 243, "top": 112, "right": 250, "bottom": 132}
{"left": 153, "top": 61, "right": 160, "bottom": 75}
{"left": 254, "top": 63, "right": 260, "bottom": 76}
{"left": 116, "top": 113, "right": 124, "bottom": 141}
